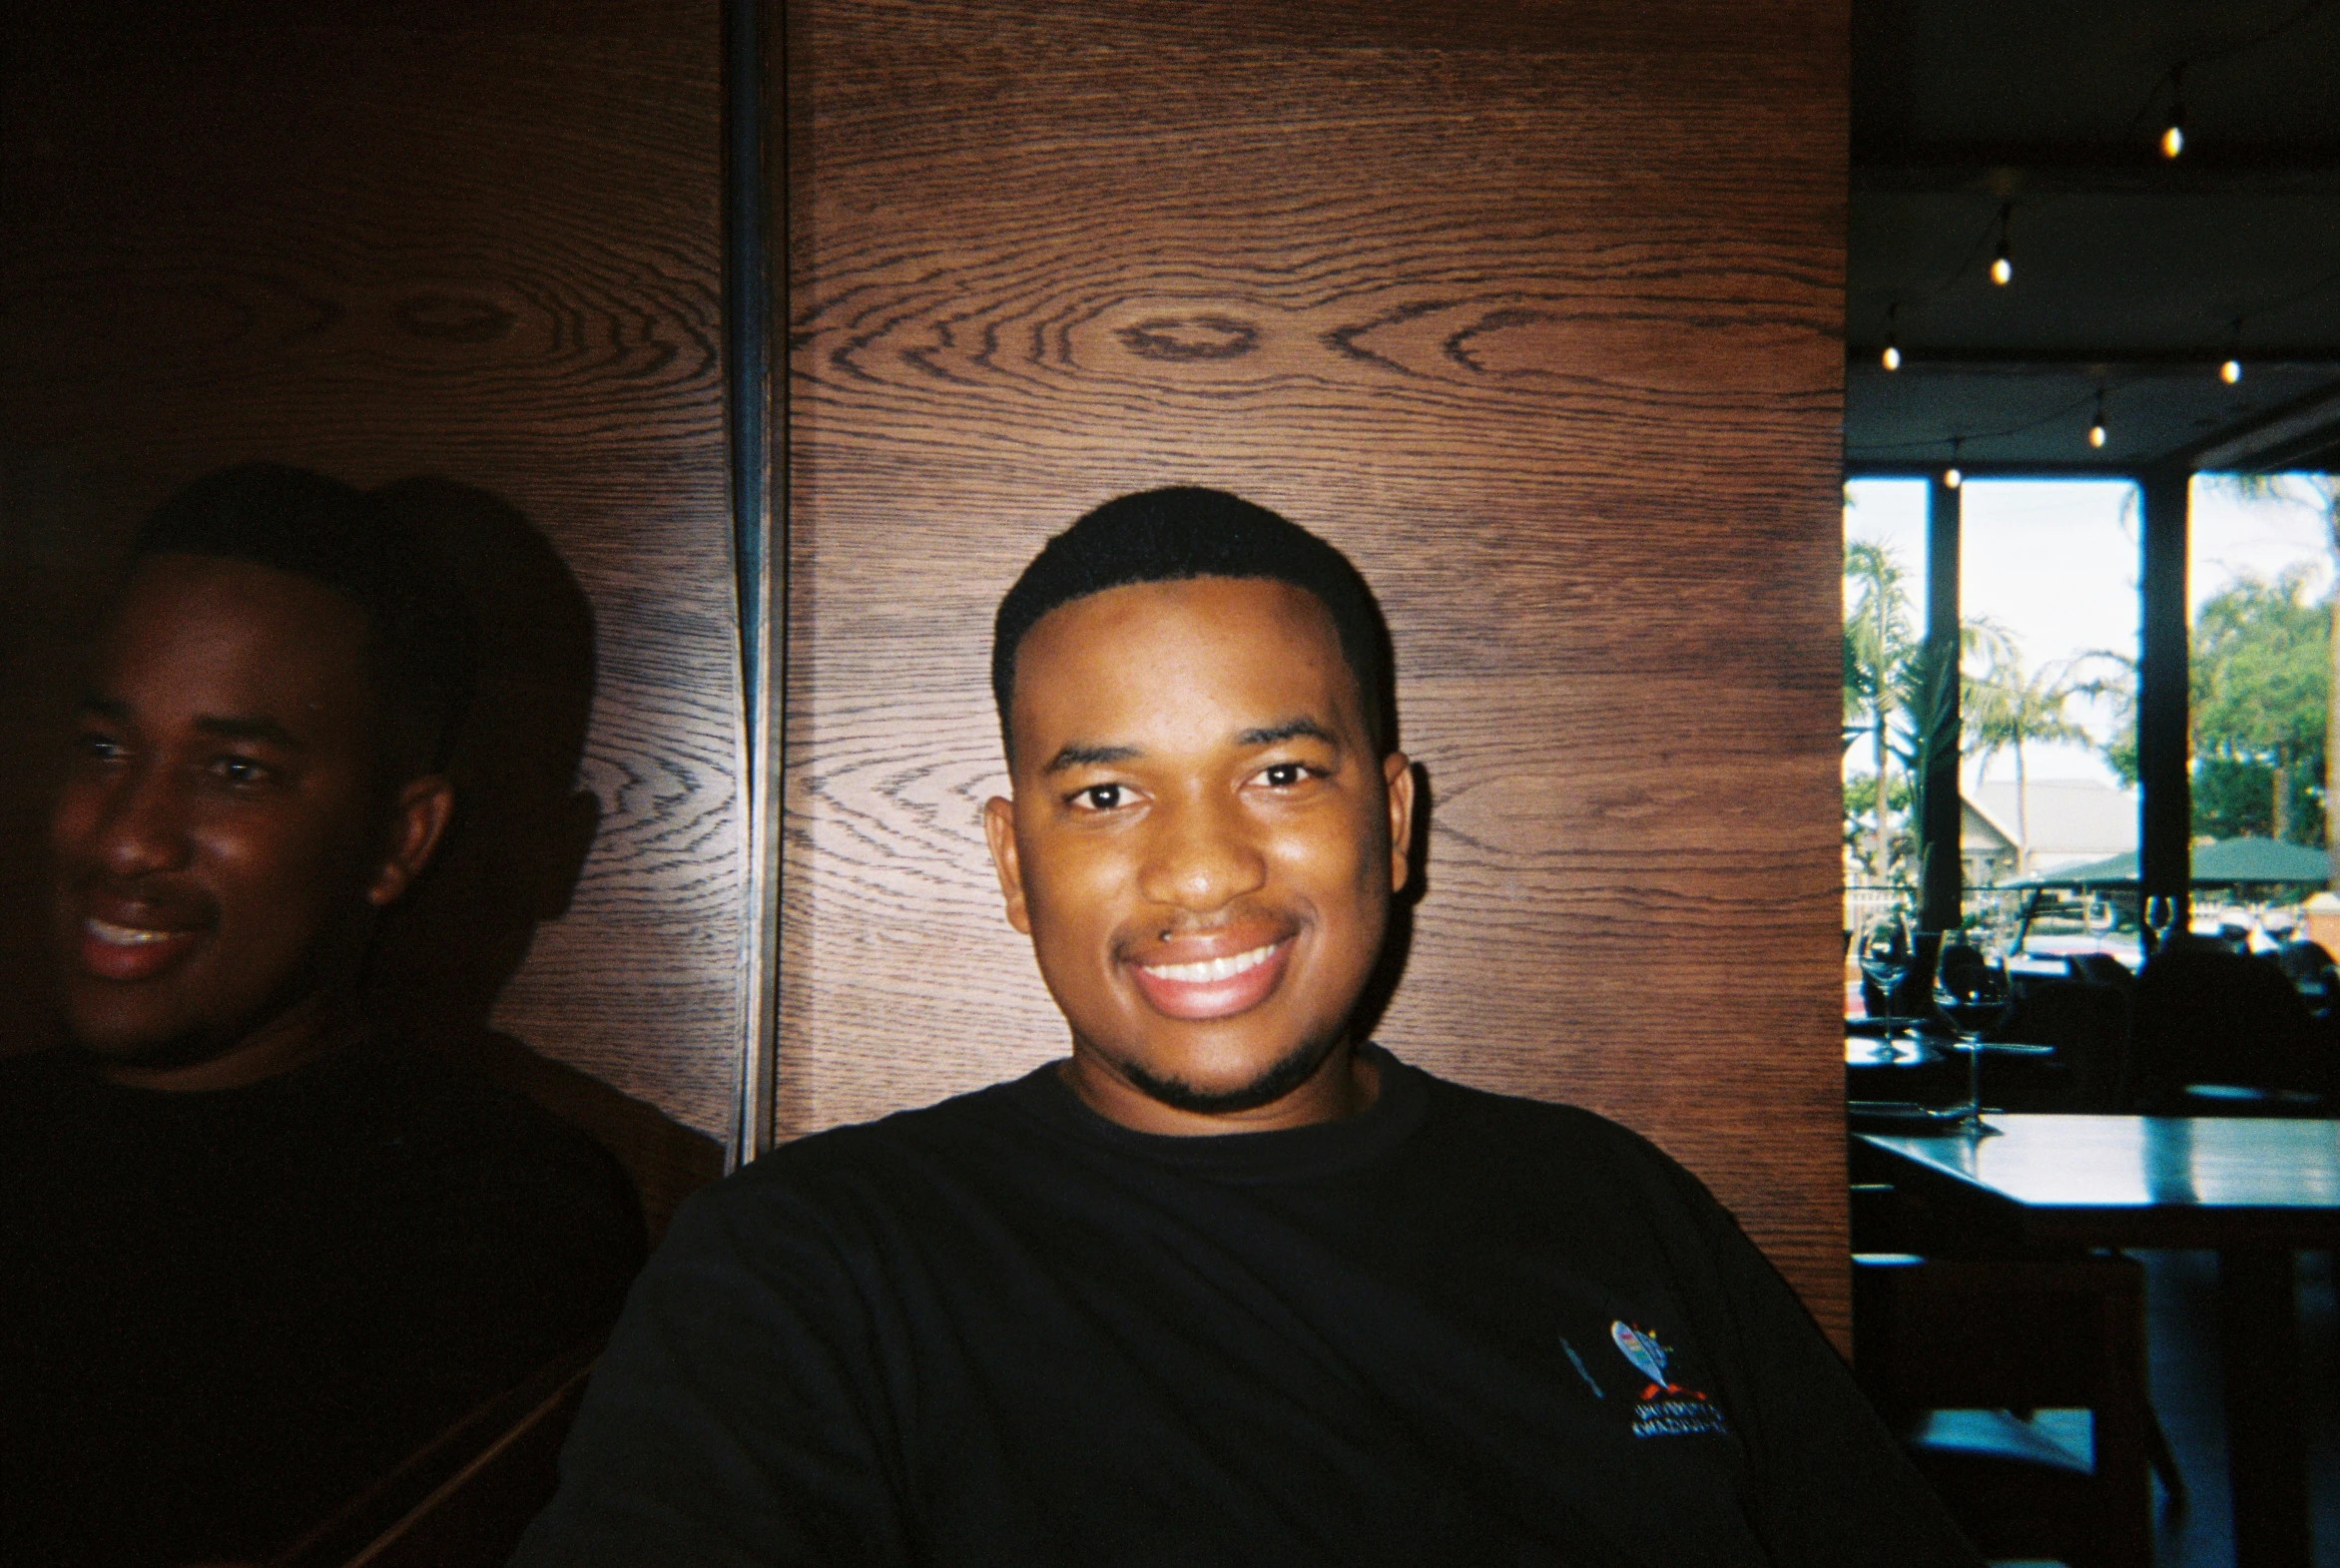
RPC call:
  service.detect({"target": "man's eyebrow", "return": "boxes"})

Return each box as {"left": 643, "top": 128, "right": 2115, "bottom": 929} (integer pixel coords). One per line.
{"left": 1237, "top": 717, "right": 1338, "bottom": 748}
{"left": 192, "top": 715, "right": 303, "bottom": 748}
{"left": 76, "top": 696, "right": 130, "bottom": 722}
{"left": 1042, "top": 742, "right": 1142, "bottom": 776}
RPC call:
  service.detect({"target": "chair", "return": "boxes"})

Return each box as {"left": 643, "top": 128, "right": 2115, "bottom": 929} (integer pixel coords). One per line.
{"left": 2272, "top": 938, "right": 2340, "bottom": 1023}
{"left": 1999, "top": 977, "right": 2129, "bottom": 1112}
{"left": 2127, "top": 947, "right": 2334, "bottom": 1113}
{"left": 2063, "top": 952, "right": 2135, "bottom": 992}
{"left": 1852, "top": 1253, "right": 2153, "bottom": 1568}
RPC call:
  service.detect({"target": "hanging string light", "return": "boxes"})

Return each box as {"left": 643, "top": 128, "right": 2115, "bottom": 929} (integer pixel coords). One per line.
{"left": 1881, "top": 304, "right": 1903, "bottom": 370}
{"left": 2160, "top": 65, "right": 2187, "bottom": 159}
{"left": 2087, "top": 389, "right": 2108, "bottom": 449}
{"left": 2220, "top": 317, "right": 2243, "bottom": 383}
{"left": 1989, "top": 206, "right": 2014, "bottom": 286}
{"left": 1945, "top": 437, "right": 1964, "bottom": 490}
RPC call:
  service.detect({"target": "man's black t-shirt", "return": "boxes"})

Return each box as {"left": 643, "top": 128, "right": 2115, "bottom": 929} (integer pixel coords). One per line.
{"left": 516, "top": 1047, "right": 1978, "bottom": 1566}
{"left": 0, "top": 1036, "right": 647, "bottom": 1567}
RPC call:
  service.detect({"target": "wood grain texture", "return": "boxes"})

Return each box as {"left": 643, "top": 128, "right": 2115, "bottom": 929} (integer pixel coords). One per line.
{"left": 782, "top": 0, "right": 1854, "bottom": 1333}
{"left": 1, "top": 2, "right": 743, "bottom": 1147}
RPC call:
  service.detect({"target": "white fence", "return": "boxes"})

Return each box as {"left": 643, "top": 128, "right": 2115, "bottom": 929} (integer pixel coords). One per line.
{"left": 1842, "top": 885, "right": 1911, "bottom": 934}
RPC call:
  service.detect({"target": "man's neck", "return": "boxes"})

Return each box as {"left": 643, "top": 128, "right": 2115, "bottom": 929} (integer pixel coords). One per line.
{"left": 97, "top": 990, "right": 363, "bottom": 1093}
{"left": 1061, "top": 1040, "right": 1382, "bottom": 1136}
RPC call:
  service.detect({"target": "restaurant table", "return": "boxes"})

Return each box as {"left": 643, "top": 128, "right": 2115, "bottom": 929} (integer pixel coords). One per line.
{"left": 1847, "top": 1033, "right": 2061, "bottom": 1112}
{"left": 1856, "top": 1115, "right": 2340, "bottom": 1568}
{"left": 1845, "top": 1034, "right": 2058, "bottom": 1070}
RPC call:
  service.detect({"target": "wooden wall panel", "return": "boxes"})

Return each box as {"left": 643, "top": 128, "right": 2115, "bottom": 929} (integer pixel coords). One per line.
{"left": 785, "top": 0, "right": 1853, "bottom": 1330}
{"left": 1, "top": 3, "right": 742, "bottom": 1151}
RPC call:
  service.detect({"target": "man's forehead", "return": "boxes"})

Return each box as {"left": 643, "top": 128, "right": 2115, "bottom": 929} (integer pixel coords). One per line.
{"left": 111, "top": 553, "right": 365, "bottom": 645}
{"left": 1020, "top": 575, "right": 1339, "bottom": 657}
{"left": 93, "top": 554, "right": 376, "bottom": 720}
{"left": 1009, "top": 577, "right": 1359, "bottom": 750}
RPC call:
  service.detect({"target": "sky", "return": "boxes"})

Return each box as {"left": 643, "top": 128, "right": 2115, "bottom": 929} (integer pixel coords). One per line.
{"left": 1843, "top": 474, "right": 2335, "bottom": 790}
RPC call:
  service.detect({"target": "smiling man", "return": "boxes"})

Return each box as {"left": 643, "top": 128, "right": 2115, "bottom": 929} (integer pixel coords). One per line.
{"left": 983, "top": 565, "right": 1410, "bottom": 1135}
{"left": 516, "top": 488, "right": 1978, "bottom": 1567}
{"left": 0, "top": 464, "right": 644, "bottom": 1567}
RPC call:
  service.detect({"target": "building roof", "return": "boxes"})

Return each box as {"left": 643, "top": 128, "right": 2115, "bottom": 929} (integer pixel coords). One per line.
{"left": 1967, "top": 778, "right": 2138, "bottom": 870}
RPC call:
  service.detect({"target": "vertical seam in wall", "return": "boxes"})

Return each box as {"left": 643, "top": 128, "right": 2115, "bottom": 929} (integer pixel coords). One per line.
{"left": 725, "top": 0, "right": 780, "bottom": 1166}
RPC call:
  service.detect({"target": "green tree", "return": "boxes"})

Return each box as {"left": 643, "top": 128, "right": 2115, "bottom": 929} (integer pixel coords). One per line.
{"left": 1844, "top": 539, "right": 1915, "bottom": 880}
{"left": 2207, "top": 474, "right": 2340, "bottom": 866}
{"left": 2191, "top": 564, "right": 2330, "bottom": 844}
{"left": 1843, "top": 772, "right": 1914, "bottom": 873}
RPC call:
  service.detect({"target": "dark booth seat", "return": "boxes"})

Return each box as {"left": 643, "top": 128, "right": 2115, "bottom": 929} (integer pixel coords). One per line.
{"left": 2128, "top": 947, "right": 2334, "bottom": 1114}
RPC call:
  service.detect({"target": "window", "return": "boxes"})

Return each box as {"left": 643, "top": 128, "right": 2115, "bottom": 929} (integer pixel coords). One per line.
{"left": 2183, "top": 473, "right": 2340, "bottom": 946}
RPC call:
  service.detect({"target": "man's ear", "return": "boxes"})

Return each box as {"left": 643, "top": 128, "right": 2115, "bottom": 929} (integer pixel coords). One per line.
{"left": 367, "top": 774, "right": 457, "bottom": 908}
{"left": 981, "top": 793, "right": 1032, "bottom": 935}
{"left": 1383, "top": 752, "right": 1416, "bottom": 894}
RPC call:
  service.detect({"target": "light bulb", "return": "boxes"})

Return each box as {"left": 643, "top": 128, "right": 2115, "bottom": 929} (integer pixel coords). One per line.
{"left": 2161, "top": 123, "right": 2184, "bottom": 159}
{"left": 1945, "top": 466, "right": 1963, "bottom": 490}
{"left": 1990, "top": 253, "right": 2013, "bottom": 286}
{"left": 2221, "top": 357, "right": 2242, "bottom": 384}
{"left": 1882, "top": 343, "right": 1902, "bottom": 370}
{"left": 2088, "top": 422, "right": 2107, "bottom": 448}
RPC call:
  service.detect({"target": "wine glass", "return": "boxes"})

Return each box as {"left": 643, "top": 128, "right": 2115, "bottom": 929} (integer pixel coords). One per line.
{"left": 1932, "top": 929, "right": 2015, "bottom": 1135}
{"left": 2143, "top": 894, "right": 2177, "bottom": 957}
{"left": 1855, "top": 907, "right": 1917, "bottom": 1043}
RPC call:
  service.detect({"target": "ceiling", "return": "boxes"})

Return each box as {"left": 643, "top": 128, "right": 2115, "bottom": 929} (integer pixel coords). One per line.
{"left": 1844, "top": 0, "right": 2340, "bottom": 475}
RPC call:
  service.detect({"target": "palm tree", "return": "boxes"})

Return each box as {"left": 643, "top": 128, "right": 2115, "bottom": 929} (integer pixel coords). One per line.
{"left": 1844, "top": 540, "right": 1914, "bottom": 880}
{"left": 1964, "top": 629, "right": 2091, "bottom": 879}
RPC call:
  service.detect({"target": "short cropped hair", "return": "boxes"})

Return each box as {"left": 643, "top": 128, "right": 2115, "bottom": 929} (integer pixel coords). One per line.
{"left": 133, "top": 463, "right": 477, "bottom": 780}
{"left": 992, "top": 487, "right": 1393, "bottom": 761}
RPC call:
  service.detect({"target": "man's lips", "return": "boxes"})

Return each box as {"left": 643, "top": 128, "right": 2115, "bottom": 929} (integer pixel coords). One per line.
{"left": 76, "top": 915, "right": 204, "bottom": 983}
{"left": 1127, "top": 938, "right": 1292, "bottom": 1021}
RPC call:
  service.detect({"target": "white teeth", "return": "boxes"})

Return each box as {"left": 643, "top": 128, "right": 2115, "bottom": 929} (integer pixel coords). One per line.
{"left": 1141, "top": 942, "right": 1279, "bottom": 984}
{"left": 86, "top": 917, "right": 184, "bottom": 946}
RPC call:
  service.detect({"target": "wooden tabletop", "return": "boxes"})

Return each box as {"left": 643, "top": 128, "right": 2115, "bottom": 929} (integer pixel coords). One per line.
{"left": 1856, "top": 1114, "right": 2340, "bottom": 1250}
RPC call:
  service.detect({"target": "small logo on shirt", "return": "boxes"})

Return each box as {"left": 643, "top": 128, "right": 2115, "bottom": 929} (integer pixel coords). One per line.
{"left": 1611, "top": 1319, "right": 1729, "bottom": 1438}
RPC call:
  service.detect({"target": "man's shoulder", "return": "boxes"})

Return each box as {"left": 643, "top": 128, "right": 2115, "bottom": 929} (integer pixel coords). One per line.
{"left": 1413, "top": 1063, "right": 1685, "bottom": 1166}
{"left": 725, "top": 1070, "right": 1041, "bottom": 1193}
{"left": 1402, "top": 1060, "right": 1722, "bottom": 1219}
{"left": 646, "top": 1070, "right": 1043, "bottom": 1282}
{"left": 357, "top": 1037, "right": 611, "bottom": 1157}
{"left": 359, "top": 1037, "right": 645, "bottom": 1219}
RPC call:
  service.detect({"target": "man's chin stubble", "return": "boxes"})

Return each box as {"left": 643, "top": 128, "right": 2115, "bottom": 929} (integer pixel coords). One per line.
{"left": 1114, "top": 1031, "right": 1345, "bottom": 1116}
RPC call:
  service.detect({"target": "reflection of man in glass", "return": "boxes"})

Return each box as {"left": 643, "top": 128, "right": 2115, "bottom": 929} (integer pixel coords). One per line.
{"left": 0, "top": 465, "right": 646, "bottom": 1567}
{"left": 519, "top": 488, "right": 1980, "bottom": 1566}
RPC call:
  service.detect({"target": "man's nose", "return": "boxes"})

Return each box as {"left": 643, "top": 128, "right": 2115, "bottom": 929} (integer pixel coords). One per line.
{"left": 87, "top": 764, "right": 195, "bottom": 879}
{"left": 1137, "top": 792, "right": 1268, "bottom": 914}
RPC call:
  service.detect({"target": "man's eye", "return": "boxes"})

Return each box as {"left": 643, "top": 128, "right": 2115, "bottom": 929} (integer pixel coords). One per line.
{"left": 212, "top": 756, "right": 273, "bottom": 786}
{"left": 1258, "top": 763, "right": 1315, "bottom": 788}
{"left": 1072, "top": 784, "right": 1127, "bottom": 811}
{"left": 74, "top": 732, "right": 125, "bottom": 764}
